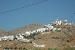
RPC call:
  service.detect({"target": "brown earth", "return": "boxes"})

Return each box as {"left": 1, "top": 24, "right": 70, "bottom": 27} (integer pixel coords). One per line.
{"left": 7, "top": 23, "right": 44, "bottom": 35}
{"left": 0, "top": 24, "right": 75, "bottom": 50}
{"left": 0, "top": 29, "right": 7, "bottom": 37}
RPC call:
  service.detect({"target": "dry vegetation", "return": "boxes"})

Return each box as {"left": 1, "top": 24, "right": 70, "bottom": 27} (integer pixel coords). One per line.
{"left": 0, "top": 23, "right": 75, "bottom": 50}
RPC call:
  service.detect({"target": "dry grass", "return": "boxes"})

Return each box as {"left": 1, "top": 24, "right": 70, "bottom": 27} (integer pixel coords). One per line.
{"left": 0, "top": 24, "right": 75, "bottom": 50}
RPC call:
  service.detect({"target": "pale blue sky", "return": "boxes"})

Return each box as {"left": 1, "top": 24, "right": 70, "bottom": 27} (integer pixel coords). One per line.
{"left": 0, "top": 0, "right": 75, "bottom": 31}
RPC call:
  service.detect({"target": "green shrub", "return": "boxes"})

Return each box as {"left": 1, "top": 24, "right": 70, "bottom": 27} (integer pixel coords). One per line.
{"left": 48, "top": 48, "right": 59, "bottom": 50}
{"left": 48, "top": 48, "right": 52, "bottom": 50}
{"left": 54, "top": 48, "right": 58, "bottom": 50}
{"left": 63, "top": 46, "right": 75, "bottom": 50}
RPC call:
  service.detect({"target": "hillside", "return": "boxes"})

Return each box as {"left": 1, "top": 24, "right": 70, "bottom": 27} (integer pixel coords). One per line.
{"left": 0, "top": 29, "right": 7, "bottom": 37}
{"left": 7, "top": 23, "right": 44, "bottom": 35}
{"left": 33, "top": 24, "right": 75, "bottom": 48}
{"left": 0, "top": 19, "right": 75, "bottom": 50}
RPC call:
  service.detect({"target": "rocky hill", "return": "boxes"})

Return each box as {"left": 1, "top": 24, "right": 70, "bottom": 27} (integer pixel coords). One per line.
{"left": 0, "top": 29, "right": 7, "bottom": 37}
{"left": 7, "top": 23, "right": 44, "bottom": 35}
{"left": 0, "top": 19, "right": 75, "bottom": 50}
{"left": 33, "top": 24, "right": 75, "bottom": 48}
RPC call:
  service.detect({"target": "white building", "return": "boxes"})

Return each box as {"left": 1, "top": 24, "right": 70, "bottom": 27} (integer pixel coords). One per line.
{"left": 36, "top": 28, "right": 47, "bottom": 32}
{"left": 33, "top": 42, "right": 45, "bottom": 47}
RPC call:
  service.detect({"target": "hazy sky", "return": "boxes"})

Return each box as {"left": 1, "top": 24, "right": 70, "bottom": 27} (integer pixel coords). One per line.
{"left": 0, "top": 0, "right": 75, "bottom": 31}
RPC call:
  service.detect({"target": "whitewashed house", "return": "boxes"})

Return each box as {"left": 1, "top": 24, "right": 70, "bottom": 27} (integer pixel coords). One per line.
{"left": 57, "top": 28, "right": 61, "bottom": 31}
{"left": 1, "top": 36, "right": 8, "bottom": 41}
{"left": 53, "top": 28, "right": 57, "bottom": 31}
{"left": 31, "top": 30, "right": 36, "bottom": 34}
{"left": 33, "top": 42, "right": 45, "bottom": 47}
{"left": 25, "top": 31, "right": 31, "bottom": 36}
{"left": 54, "top": 20, "right": 62, "bottom": 25}
{"left": 36, "top": 28, "right": 47, "bottom": 32}
{"left": 7, "top": 35, "right": 14, "bottom": 41}
{"left": 15, "top": 34, "right": 24, "bottom": 40}
{"left": 19, "top": 38, "right": 30, "bottom": 43}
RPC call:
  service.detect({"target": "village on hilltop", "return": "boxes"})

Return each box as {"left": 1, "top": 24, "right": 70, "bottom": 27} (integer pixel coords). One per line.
{"left": 0, "top": 19, "right": 75, "bottom": 50}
